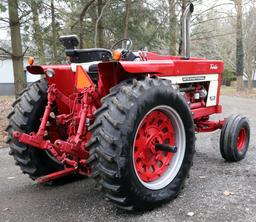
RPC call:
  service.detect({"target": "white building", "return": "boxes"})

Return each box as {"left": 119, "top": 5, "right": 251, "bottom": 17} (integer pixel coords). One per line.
{"left": 0, "top": 55, "right": 40, "bottom": 95}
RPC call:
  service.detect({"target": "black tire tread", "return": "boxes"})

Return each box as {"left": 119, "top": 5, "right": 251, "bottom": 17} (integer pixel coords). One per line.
{"left": 220, "top": 114, "right": 250, "bottom": 162}
{"left": 87, "top": 77, "right": 195, "bottom": 210}
{"left": 5, "top": 79, "right": 62, "bottom": 179}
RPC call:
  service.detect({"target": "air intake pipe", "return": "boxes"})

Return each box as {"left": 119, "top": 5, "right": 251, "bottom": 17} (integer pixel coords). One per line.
{"left": 182, "top": 3, "right": 194, "bottom": 59}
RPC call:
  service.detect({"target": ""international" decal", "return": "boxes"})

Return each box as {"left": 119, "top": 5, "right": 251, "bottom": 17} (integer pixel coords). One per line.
{"left": 182, "top": 76, "right": 206, "bottom": 82}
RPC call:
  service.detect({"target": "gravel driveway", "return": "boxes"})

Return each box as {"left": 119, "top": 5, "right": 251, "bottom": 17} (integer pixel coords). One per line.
{"left": 0, "top": 95, "right": 255, "bottom": 222}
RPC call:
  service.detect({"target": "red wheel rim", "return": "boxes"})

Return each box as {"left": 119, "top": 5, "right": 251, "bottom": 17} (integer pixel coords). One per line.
{"left": 237, "top": 128, "right": 246, "bottom": 152}
{"left": 133, "top": 110, "right": 175, "bottom": 182}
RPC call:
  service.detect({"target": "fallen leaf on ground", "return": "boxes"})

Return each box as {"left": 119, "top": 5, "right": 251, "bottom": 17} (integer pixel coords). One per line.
{"left": 2, "top": 208, "right": 10, "bottom": 211}
{"left": 223, "top": 191, "right": 234, "bottom": 196}
{"left": 199, "top": 176, "right": 207, "bottom": 179}
{"left": 187, "top": 212, "right": 195, "bottom": 217}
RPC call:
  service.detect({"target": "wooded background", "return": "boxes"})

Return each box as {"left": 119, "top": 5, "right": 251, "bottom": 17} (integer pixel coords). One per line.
{"left": 0, "top": 0, "right": 255, "bottom": 96}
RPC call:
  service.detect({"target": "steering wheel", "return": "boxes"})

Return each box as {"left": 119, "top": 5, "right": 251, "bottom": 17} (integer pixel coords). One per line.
{"left": 110, "top": 38, "right": 133, "bottom": 58}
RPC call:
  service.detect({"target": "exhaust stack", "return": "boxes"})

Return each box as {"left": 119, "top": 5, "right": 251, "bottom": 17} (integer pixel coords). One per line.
{"left": 182, "top": 3, "right": 194, "bottom": 59}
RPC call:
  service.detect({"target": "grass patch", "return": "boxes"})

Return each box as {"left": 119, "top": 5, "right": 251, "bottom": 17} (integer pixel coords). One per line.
{"left": 221, "top": 86, "right": 256, "bottom": 98}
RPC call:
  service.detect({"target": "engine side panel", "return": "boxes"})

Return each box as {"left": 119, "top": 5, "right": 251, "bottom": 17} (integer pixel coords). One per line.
{"left": 160, "top": 74, "right": 219, "bottom": 107}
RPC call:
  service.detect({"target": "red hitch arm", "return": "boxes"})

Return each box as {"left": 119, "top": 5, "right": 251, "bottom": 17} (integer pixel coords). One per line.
{"left": 36, "top": 168, "right": 77, "bottom": 183}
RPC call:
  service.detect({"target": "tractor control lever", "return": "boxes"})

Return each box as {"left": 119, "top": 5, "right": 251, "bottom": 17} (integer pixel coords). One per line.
{"left": 155, "top": 144, "right": 177, "bottom": 153}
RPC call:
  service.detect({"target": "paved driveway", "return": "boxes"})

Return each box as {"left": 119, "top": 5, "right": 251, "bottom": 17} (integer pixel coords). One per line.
{"left": 0, "top": 95, "right": 256, "bottom": 222}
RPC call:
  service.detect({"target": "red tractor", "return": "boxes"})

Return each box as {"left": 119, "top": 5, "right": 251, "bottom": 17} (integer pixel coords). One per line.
{"left": 6, "top": 4, "right": 250, "bottom": 211}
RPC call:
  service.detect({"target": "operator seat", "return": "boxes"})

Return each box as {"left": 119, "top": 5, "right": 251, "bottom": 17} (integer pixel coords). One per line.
{"left": 59, "top": 35, "right": 112, "bottom": 63}
{"left": 60, "top": 35, "right": 138, "bottom": 84}
{"left": 60, "top": 35, "right": 112, "bottom": 84}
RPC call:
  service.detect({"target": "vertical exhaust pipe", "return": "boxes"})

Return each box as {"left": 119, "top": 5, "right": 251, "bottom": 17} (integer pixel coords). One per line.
{"left": 182, "top": 3, "right": 194, "bottom": 59}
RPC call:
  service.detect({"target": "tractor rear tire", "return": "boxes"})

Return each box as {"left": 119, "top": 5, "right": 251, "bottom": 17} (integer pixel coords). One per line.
{"left": 220, "top": 115, "right": 250, "bottom": 162}
{"left": 5, "top": 79, "right": 63, "bottom": 180}
{"left": 87, "top": 77, "right": 195, "bottom": 211}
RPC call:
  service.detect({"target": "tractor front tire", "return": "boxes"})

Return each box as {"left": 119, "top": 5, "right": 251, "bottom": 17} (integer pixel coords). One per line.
{"left": 220, "top": 115, "right": 250, "bottom": 162}
{"left": 87, "top": 77, "right": 195, "bottom": 211}
{"left": 5, "top": 79, "right": 63, "bottom": 180}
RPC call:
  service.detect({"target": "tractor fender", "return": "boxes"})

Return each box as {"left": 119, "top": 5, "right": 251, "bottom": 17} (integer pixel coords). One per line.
{"left": 97, "top": 61, "right": 175, "bottom": 96}
{"left": 26, "top": 64, "right": 72, "bottom": 75}
{"left": 26, "top": 65, "right": 75, "bottom": 97}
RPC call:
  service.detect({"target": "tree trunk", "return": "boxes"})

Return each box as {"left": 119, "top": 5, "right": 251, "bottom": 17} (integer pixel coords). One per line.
{"left": 31, "top": 0, "right": 45, "bottom": 65}
{"left": 168, "top": 0, "right": 176, "bottom": 55}
{"left": 248, "top": 78, "right": 253, "bottom": 92}
{"left": 79, "top": 17, "right": 84, "bottom": 48}
{"left": 236, "top": 76, "right": 243, "bottom": 91}
{"left": 235, "top": 0, "right": 244, "bottom": 91}
{"left": 51, "top": 0, "right": 57, "bottom": 63}
{"left": 245, "top": 57, "right": 253, "bottom": 92}
{"left": 94, "top": 0, "right": 111, "bottom": 48}
{"left": 79, "top": 0, "right": 97, "bottom": 49}
{"left": 97, "top": 0, "right": 104, "bottom": 47}
{"left": 123, "top": 0, "right": 131, "bottom": 38}
{"left": 8, "top": 0, "right": 26, "bottom": 97}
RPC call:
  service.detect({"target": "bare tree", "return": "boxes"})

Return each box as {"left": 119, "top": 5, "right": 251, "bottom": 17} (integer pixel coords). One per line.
{"left": 79, "top": 0, "right": 97, "bottom": 48}
{"left": 168, "top": 0, "right": 177, "bottom": 55}
{"left": 94, "top": 0, "right": 111, "bottom": 47}
{"left": 123, "top": 0, "right": 131, "bottom": 38}
{"left": 51, "top": 0, "right": 57, "bottom": 63}
{"left": 4, "top": 0, "right": 27, "bottom": 97}
{"left": 233, "top": 0, "right": 244, "bottom": 91}
{"left": 244, "top": 6, "right": 256, "bottom": 92}
{"left": 97, "top": 0, "right": 104, "bottom": 47}
{"left": 31, "top": 0, "right": 45, "bottom": 64}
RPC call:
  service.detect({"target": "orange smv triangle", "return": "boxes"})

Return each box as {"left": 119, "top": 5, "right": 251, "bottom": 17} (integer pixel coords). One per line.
{"left": 75, "top": 65, "right": 93, "bottom": 91}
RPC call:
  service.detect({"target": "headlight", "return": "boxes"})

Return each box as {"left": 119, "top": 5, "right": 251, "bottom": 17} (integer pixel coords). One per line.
{"left": 45, "top": 68, "right": 55, "bottom": 78}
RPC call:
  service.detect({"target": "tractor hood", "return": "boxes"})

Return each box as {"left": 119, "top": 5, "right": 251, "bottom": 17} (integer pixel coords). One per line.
{"left": 98, "top": 59, "right": 224, "bottom": 76}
